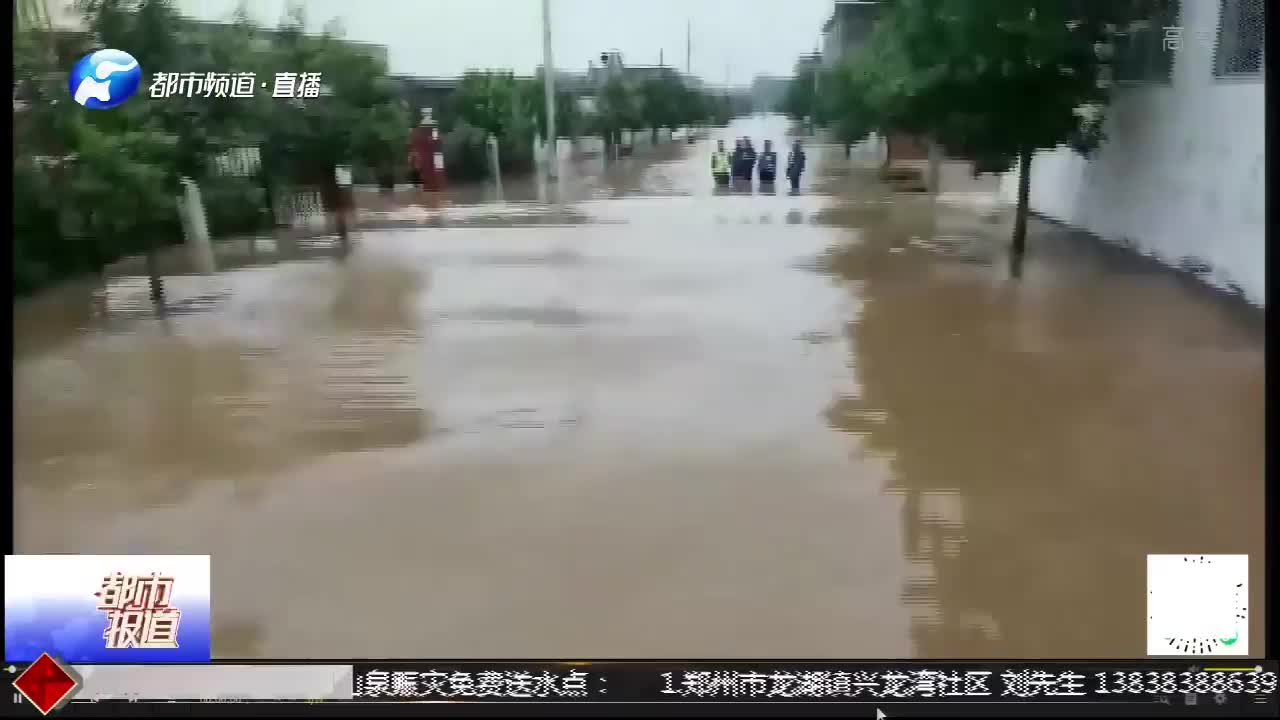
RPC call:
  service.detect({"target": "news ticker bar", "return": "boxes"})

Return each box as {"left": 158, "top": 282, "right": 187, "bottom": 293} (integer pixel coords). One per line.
{"left": 24, "top": 663, "right": 1279, "bottom": 704}
{"left": 43, "top": 665, "right": 352, "bottom": 702}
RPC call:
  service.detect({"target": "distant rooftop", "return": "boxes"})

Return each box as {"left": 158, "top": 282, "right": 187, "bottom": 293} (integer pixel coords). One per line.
{"left": 179, "top": 18, "right": 390, "bottom": 65}
{"left": 824, "top": 0, "right": 882, "bottom": 30}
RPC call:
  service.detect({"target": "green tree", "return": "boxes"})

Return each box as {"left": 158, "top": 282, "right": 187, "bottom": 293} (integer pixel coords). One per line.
{"left": 450, "top": 71, "right": 519, "bottom": 138}
{"left": 707, "top": 93, "right": 732, "bottom": 126}
{"left": 445, "top": 70, "right": 535, "bottom": 174}
{"left": 249, "top": 3, "right": 409, "bottom": 247}
{"left": 827, "top": 0, "right": 1135, "bottom": 260}
{"left": 818, "top": 63, "right": 876, "bottom": 151}
{"left": 675, "top": 86, "right": 710, "bottom": 128}
{"left": 13, "top": 0, "right": 413, "bottom": 296}
{"left": 780, "top": 64, "right": 822, "bottom": 123}
{"left": 638, "top": 76, "right": 682, "bottom": 141}
{"left": 261, "top": 6, "right": 408, "bottom": 181}
{"left": 595, "top": 76, "right": 641, "bottom": 149}
{"left": 521, "top": 71, "right": 584, "bottom": 141}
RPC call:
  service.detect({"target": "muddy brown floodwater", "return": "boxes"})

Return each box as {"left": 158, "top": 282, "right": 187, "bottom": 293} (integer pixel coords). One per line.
{"left": 14, "top": 116, "right": 1264, "bottom": 659}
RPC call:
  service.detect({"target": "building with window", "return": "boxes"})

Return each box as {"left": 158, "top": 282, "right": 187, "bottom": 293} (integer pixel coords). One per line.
{"left": 794, "top": 51, "right": 824, "bottom": 82}
{"left": 585, "top": 51, "right": 690, "bottom": 90}
{"left": 999, "top": 0, "right": 1264, "bottom": 306}
{"left": 394, "top": 69, "right": 597, "bottom": 124}
{"left": 820, "top": 0, "right": 882, "bottom": 67}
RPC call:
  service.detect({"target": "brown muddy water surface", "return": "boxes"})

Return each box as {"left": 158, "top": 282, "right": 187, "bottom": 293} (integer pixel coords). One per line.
{"left": 14, "top": 116, "right": 1264, "bottom": 659}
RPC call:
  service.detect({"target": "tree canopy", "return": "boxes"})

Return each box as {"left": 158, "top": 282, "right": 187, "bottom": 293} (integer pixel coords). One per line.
{"left": 808, "top": 0, "right": 1142, "bottom": 254}
{"left": 14, "top": 0, "right": 411, "bottom": 294}
{"left": 779, "top": 64, "right": 821, "bottom": 122}
{"left": 14, "top": 0, "right": 727, "bottom": 294}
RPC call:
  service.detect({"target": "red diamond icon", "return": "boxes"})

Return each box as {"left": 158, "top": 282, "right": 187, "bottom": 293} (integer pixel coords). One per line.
{"left": 12, "top": 653, "right": 79, "bottom": 715}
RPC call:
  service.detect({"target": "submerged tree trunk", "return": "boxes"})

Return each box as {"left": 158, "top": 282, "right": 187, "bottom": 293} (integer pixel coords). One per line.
{"left": 321, "top": 169, "right": 350, "bottom": 257}
{"left": 1011, "top": 149, "right": 1032, "bottom": 258}
{"left": 145, "top": 245, "right": 166, "bottom": 314}
{"left": 335, "top": 201, "right": 350, "bottom": 256}
{"left": 927, "top": 138, "right": 942, "bottom": 195}
{"left": 604, "top": 130, "right": 618, "bottom": 161}
{"left": 260, "top": 165, "right": 282, "bottom": 228}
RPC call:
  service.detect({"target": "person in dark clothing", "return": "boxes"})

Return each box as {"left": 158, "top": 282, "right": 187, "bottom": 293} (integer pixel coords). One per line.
{"left": 786, "top": 141, "right": 806, "bottom": 191}
{"left": 727, "top": 138, "right": 743, "bottom": 179}
{"left": 732, "top": 137, "right": 747, "bottom": 176}
{"left": 741, "top": 138, "right": 757, "bottom": 183}
{"left": 757, "top": 139, "right": 778, "bottom": 185}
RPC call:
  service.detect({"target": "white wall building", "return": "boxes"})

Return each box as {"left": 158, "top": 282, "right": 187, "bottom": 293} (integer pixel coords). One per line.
{"left": 19, "top": 0, "right": 85, "bottom": 31}
{"left": 999, "top": 0, "right": 1265, "bottom": 306}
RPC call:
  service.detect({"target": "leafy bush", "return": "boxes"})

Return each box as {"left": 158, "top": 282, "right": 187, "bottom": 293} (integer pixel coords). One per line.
{"left": 441, "top": 121, "right": 493, "bottom": 181}
{"left": 201, "top": 176, "right": 270, "bottom": 237}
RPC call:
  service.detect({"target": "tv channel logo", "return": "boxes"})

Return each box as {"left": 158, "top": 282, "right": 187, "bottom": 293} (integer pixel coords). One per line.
{"left": 4, "top": 555, "right": 210, "bottom": 663}
{"left": 68, "top": 48, "right": 142, "bottom": 109}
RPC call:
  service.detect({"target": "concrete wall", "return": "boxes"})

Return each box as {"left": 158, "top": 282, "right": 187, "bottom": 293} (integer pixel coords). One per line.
{"left": 999, "top": 0, "right": 1265, "bottom": 306}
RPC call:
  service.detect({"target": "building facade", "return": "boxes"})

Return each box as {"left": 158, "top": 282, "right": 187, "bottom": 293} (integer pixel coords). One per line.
{"left": 586, "top": 51, "right": 690, "bottom": 90}
{"left": 794, "top": 52, "right": 824, "bottom": 76}
{"left": 998, "top": 0, "right": 1265, "bottom": 306}
{"left": 19, "top": 0, "right": 85, "bottom": 31}
{"left": 821, "top": 1, "right": 881, "bottom": 67}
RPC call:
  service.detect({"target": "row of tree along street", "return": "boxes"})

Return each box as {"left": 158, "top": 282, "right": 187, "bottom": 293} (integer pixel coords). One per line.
{"left": 780, "top": 0, "right": 1150, "bottom": 263}
{"left": 13, "top": 0, "right": 735, "bottom": 296}
{"left": 435, "top": 69, "right": 735, "bottom": 181}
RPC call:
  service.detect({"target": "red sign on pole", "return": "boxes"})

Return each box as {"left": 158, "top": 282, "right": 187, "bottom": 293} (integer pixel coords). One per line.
{"left": 409, "top": 125, "right": 445, "bottom": 191}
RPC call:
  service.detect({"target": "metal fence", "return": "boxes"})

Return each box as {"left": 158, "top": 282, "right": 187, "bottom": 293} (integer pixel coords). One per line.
{"left": 273, "top": 189, "right": 326, "bottom": 227}
{"left": 1214, "top": 0, "right": 1265, "bottom": 77}
{"left": 211, "top": 146, "right": 261, "bottom": 178}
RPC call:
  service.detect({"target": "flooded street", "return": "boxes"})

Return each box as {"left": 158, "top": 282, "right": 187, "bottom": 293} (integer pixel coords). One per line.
{"left": 14, "top": 116, "right": 1264, "bottom": 659}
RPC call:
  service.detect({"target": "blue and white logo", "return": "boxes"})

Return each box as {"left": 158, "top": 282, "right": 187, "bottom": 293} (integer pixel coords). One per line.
{"left": 68, "top": 49, "right": 142, "bottom": 109}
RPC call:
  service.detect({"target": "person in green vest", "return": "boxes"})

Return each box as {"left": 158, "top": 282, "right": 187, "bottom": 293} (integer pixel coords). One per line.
{"left": 711, "top": 139, "right": 731, "bottom": 186}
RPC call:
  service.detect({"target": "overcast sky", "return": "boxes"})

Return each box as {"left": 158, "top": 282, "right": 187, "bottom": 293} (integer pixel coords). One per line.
{"left": 174, "top": 0, "right": 832, "bottom": 83}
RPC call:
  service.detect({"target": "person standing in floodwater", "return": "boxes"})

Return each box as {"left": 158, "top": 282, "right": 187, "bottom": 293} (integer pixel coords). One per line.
{"left": 711, "top": 140, "right": 731, "bottom": 186}
{"left": 758, "top": 140, "right": 778, "bottom": 185}
{"left": 731, "top": 138, "right": 747, "bottom": 181}
{"left": 786, "top": 141, "right": 806, "bottom": 191}
{"left": 741, "top": 138, "right": 757, "bottom": 185}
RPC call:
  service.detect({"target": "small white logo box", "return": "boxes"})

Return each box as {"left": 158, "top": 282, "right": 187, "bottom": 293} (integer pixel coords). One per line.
{"left": 1147, "top": 554, "right": 1248, "bottom": 656}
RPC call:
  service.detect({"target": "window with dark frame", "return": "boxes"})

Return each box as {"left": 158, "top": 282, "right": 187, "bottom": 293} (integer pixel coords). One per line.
{"left": 1214, "top": 0, "right": 1264, "bottom": 77}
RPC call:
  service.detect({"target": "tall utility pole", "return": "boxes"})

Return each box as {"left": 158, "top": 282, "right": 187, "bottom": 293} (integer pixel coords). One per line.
{"left": 686, "top": 20, "right": 691, "bottom": 75}
{"left": 541, "top": 0, "right": 558, "bottom": 180}
{"left": 811, "top": 46, "right": 820, "bottom": 131}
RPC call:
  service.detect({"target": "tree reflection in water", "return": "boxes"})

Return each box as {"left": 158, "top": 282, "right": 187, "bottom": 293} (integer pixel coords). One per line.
{"left": 815, "top": 197, "right": 1264, "bottom": 658}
